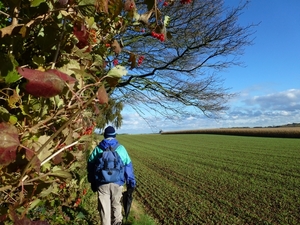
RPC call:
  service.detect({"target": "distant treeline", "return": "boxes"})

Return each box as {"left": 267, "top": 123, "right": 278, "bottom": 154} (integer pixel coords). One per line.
{"left": 161, "top": 125, "right": 300, "bottom": 138}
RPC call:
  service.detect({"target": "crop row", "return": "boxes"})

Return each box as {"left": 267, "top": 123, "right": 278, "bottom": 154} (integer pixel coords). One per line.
{"left": 118, "top": 134, "right": 300, "bottom": 224}
{"left": 161, "top": 127, "right": 300, "bottom": 138}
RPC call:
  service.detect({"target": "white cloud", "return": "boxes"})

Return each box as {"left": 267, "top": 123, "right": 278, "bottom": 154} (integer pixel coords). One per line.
{"left": 117, "top": 89, "right": 300, "bottom": 134}
{"left": 243, "top": 89, "right": 300, "bottom": 111}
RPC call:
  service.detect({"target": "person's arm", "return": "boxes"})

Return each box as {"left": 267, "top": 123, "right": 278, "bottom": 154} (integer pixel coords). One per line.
{"left": 87, "top": 145, "right": 103, "bottom": 192}
{"left": 116, "top": 145, "right": 136, "bottom": 188}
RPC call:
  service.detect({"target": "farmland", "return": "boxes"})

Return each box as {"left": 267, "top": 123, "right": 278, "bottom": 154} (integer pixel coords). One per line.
{"left": 161, "top": 126, "right": 300, "bottom": 138}
{"left": 117, "top": 134, "right": 300, "bottom": 225}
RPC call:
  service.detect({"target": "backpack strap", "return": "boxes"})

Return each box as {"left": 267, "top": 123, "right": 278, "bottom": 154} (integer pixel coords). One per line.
{"left": 104, "top": 144, "right": 120, "bottom": 168}
{"left": 108, "top": 144, "right": 120, "bottom": 152}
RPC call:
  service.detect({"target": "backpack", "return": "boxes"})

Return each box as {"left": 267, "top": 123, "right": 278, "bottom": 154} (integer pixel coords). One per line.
{"left": 95, "top": 144, "right": 124, "bottom": 184}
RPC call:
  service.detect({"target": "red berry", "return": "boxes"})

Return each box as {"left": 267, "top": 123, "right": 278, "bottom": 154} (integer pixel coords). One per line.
{"left": 113, "top": 59, "right": 118, "bottom": 66}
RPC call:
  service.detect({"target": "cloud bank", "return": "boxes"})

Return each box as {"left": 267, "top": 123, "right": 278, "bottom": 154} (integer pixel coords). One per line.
{"left": 117, "top": 89, "right": 300, "bottom": 134}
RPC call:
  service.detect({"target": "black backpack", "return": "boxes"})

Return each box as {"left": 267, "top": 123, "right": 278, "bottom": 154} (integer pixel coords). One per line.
{"left": 95, "top": 144, "right": 124, "bottom": 184}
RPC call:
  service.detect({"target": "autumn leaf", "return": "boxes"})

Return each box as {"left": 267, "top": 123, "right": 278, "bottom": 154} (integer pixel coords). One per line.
{"left": 97, "top": 85, "right": 109, "bottom": 104}
{"left": 111, "top": 40, "right": 122, "bottom": 54}
{"left": 46, "top": 69, "right": 77, "bottom": 84}
{"left": 95, "top": 0, "right": 108, "bottom": 13}
{"left": 18, "top": 67, "right": 65, "bottom": 98}
{"left": 128, "top": 52, "right": 137, "bottom": 69}
{"left": 0, "top": 123, "right": 19, "bottom": 165}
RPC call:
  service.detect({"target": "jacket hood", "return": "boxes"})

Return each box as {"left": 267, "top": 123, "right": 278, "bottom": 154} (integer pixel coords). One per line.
{"left": 98, "top": 138, "right": 119, "bottom": 150}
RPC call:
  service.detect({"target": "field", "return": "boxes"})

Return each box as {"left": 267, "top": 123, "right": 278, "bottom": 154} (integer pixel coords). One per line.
{"left": 161, "top": 127, "right": 300, "bottom": 138}
{"left": 117, "top": 134, "right": 300, "bottom": 225}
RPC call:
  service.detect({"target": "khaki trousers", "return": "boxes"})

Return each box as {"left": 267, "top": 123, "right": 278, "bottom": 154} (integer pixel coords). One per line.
{"left": 98, "top": 183, "right": 123, "bottom": 225}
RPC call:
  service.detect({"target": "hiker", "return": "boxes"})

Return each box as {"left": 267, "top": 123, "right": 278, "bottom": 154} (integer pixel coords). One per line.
{"left": 87, "top": 126, "right": 136, "bottom": 225}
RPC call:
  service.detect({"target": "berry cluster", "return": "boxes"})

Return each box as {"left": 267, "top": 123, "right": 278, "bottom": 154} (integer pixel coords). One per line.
{"left": 129, "top": 3, "right": 134, "bottom": 10}
{"left": 59, "top": 183, "right": 66, "bottom": 189}
{"left": 151, "top": 31, "right": 165, "bottom": 42}
{"left": 180, "top": 0, "right": 192, "bottom": 4}
{"left": 82, "top": 126, "right": 94, "bottom": 135}
{"left": 74, "top": 198, "right": 81, "bottom": 207}
{"left": 113, "top": 59, "right": 119, "bottom": 66}
{"left": 138, "top": 56, "right": 145, "bottom": 66}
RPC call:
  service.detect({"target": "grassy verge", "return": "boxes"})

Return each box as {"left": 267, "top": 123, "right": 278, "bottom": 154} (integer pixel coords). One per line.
{"left": 80, "top": 186, "right": 157, "bottom": 225}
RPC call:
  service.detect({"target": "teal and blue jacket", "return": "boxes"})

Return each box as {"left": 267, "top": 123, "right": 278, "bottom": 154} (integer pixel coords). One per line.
{"left": 87, "top": 137, "right": 136, "bottom": 191}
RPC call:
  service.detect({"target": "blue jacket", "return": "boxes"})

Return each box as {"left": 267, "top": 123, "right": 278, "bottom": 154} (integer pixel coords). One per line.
{"left": 87, "top": 138, "right": 136, "bottom": 191}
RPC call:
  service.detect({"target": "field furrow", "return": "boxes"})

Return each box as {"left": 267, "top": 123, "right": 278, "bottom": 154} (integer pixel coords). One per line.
{"left": 118, "top": 134, "right": 300, "bottom": 224}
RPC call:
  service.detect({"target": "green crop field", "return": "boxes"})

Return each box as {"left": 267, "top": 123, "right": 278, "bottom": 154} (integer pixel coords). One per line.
{"left": 117, "top": 134, "right": 300, "bottom": 225}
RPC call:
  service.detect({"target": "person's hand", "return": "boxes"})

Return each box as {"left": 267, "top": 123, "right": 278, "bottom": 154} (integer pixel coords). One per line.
{"left": 126, "top": 185, "right": 135, "bottom": 196}
{"left": 91, "top": 182, "right": 98, "bottom": 192}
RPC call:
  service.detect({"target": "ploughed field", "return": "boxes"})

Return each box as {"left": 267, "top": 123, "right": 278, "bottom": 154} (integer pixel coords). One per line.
{"left": 117, "top": 134, "right": 300, "bottom": 225}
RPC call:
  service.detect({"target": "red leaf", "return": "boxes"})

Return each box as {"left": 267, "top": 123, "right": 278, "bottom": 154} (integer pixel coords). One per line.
{"left": 25, "top": 148, "right": 35, "bottom": 161}
{"left": 52, "top": 152, "right": 63, "bottom": 165}
{"left": 46, "top": 69, "right": 77, "bottom": 84}
{"left": 0, "top": 123, "right": 19, "bottom": 165}
{"left": 73, "top": 25, "right": 89, "bottom": 49}
{"left": 10, "top": 209, "right": 49, "bottom": 225}
{"left": 18, "top": 67, "right": 65, "bottom": 98}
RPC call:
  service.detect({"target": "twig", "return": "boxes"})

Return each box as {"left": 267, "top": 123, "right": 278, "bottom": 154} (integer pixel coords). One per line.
{"left": 12, "top": 7, "right": 19, "bottom": 26}
{"left": 51, "top": 19, "right": 66, "bottom": 69}
{"left": 0, "top": 10, "right": 10, "bottom": 18}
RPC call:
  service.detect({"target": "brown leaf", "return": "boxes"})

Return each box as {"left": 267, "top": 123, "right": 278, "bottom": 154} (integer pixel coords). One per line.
{"left": 111, "top": 40, "right": 122, "bottom": 55}
{"left": 128, "top": 52, "right": 137, "bottom": 69}
{"left": 0, "top": 123, "right": 19, "bottom": 165}
{"left": 0, "top": 24, "right": 23, "bottom": 38}
{"left": 52, "top": 152, "right": 63, "bottom": 165}
{"left": 138, "top": 10, "right": 153, "bottom": 25}
{"left": 97, "top": 85, "right": 109, "bottom": 104}
{"left": 95, "top": 0, "right": 108, "bottom": 13}
{"left": 105, "top": 77, "right": 120, "bottom": 88}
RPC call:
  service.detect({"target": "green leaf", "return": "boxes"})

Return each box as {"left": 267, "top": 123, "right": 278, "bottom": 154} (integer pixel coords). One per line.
{"left": 164, "top": 15, "right": 170, "bottom": 27}
{"left": 41, "top": 162, "right": 51, "bottom": 172}
{"left": 76, "top": 212, "right": 86, "bottom": 219}
{"left": 33, "top": 55, "right": 45, "bottom": 66}
{"left": 9, "top": 115, "right": 18, "bottom": 124}
{"left": 51, "top": 95, "right": 64, "bottom": 109}
{"left": 39, "top": 184, "right": 54, "bottom": 197}
{"left": 28, "top": 199, "right": 41, "bottom": 211}
{"left": 107, "top": 65, "right": 127, "bottom": 78}
{"left": 31, "top": 0, "right": 45, "bottom": 7}
{"left": 5, "top": 70, "right": 20, "bottom": 83}
{"left": 36, "top": 135, "right": 54, "bottom": 162}
{"left": 50, "top": 167, "right": 73, "bottom": 179}
{"left": 0, "top": 106, "right": 10, "bottom": 122}
{"left": 0, "top": 53, "right": 20, "bottom": 83}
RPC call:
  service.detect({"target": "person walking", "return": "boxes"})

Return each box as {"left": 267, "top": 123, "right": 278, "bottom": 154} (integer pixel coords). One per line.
{"left": 87, "top": 126, "right": 136, "bottom": 225}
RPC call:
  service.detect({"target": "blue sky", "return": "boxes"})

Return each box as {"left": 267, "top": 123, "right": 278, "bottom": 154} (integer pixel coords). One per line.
{"left": 116, "top": 0, "right": 300, "bottom": 134}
